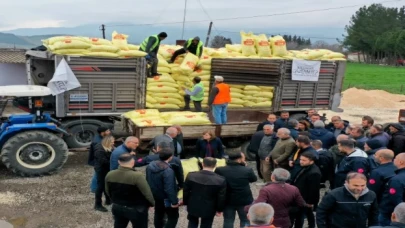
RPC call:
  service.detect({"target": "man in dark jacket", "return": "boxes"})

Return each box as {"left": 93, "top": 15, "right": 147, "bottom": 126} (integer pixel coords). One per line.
{"left": 274, "top": 111, "right": 290, "bottom": 132}
{"left": 289, "top": 135, "right": 318, "bottom": 181}
{"left": 334, "top": 139, "right": 369, "bottom": 189}
{"left": 105, "top": 153, "right": 155, "bottom": 228}
{"left": 169, "top": 36, "right": 203, "bottom": 63}
{"left": 135, "top": 141, "right": 184, "bottom": 189}
{"left": 215, "top": 152, "right": 257, "bottom": 228}
{"left": 290, "top": 152, "right": 322, "bottom": 228}
{"left": 309, "top": 120, "right": 337, "bottom": 149}
{"left": 350, "top": 126, "right": 368, "bottom": 150}
{"left": 312, "top": 140, "right": 335, "bottom": 185}
{"left": 184, "top": 157, "right": 226, "bottom": 228}
{"left": 256, "top": 114, "right": 277, "bottom": 132}
{"left": 370, "top": 124, "right": 391, "bottom": 148}
{"left": 367, "top": 149, "right": 396, "bottom": 204}
{"left": 146, "top": 149, "right": 179, "bottom": 228}
{"left": 388, "top": 124, "right": 405, "bottom": 156}
{"left": 317, "top": 172, "right": 379, "bottom": 228}
{"left": 379, "top": 153, "right": 405, "bottom": 226}
{"left": 370, "top": 203, "right": 405, "bottom": 228}
{"left": 139, "top": 32, "right": 167, "bottom": 77}
{"left": 245, "top": 168, "right": 308, "bottom": 228}
{"left": 89, "top": 126, "right": 111, "bottom": 193}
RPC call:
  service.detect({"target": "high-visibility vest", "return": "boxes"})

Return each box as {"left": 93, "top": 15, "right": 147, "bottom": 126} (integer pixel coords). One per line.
{"left": 213, "top": 83, "right": 231, "bottom": 105}
{"left": 186, "top": 38, "right": 203, "bottom": 57}
{"left": 190, "top": 82, "right": 204, "bottom": 101}
{"left": 140, "top": 35, "right": 159, "bottom": 52}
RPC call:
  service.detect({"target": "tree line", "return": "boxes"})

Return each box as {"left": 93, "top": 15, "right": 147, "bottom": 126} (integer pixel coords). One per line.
{"left": 343, "top": 4, "right": 405, "bottom": 64}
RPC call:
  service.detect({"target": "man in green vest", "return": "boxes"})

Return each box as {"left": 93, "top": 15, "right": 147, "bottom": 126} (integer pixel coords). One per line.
{"left": 169, "top": 36, "right": 203, "bottom": 63}
{"left": 182, "top": 76, "right": 204, "bottom": 112}
{"left": 139, "top": 32, "right": 168, "bottom": 77}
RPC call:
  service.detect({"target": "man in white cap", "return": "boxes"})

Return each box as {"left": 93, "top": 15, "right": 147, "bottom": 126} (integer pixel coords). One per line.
{"left": 208, "top": 75, "right": 231, "bottom": 124}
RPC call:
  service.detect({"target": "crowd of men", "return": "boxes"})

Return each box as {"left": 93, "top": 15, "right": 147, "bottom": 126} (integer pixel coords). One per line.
{"left": 87, "top": 109, "right": 405, "bottom": 228}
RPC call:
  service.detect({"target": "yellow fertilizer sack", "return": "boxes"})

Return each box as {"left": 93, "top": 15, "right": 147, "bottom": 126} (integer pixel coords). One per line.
{"left": 231, "top": 92, "right": 245, "bottom": 100}
{"left": 52, "top": 49, "right": 89, "bottom": 55}
{"left": 118, "top": 50, "right": 147, "bottom": 57}
{"left": 51, "top": 40, "right": 91, "bottom": 50}
{"left": 153, "top": 103, "right": 180, "bottom": 109}
{"left": 244, "top": 85, "right": 261, "bottom": 91}
{"left": 255, "top": 34, "right": 271, "bottom": 57}
{"left": 148, "top": 74, "right": 175, "bottom": 83}
{"left": 168, "top": 115, "right": 211, "bottom": 125}
{"left": 252, "top": 101, "right": 272, "bottom": 107}
{"left": 89, "top": 45, "right": 119, "bottom": 53}
{"left": 147, "top": 85, "right": 178, "bottom": 93}
{"left": 128, "top": 44, "right": 140, "bottom": 50}
{"left": 84, "top": 52, "right": 119, "bottom": 58}
{"left": 231, "top": 98, "right": 245, "bottom": 105}
{"left": 149, "top": 92, "right": 183, "bottom": 100}
{"left": 154, "top": 97, "right": 182, "bottom": 105}
{"left": 124, "top": 109, "right": 160, "bottom": 119}
{"left": 146, "top": 95, "right": 157, "bottom": 103}
{"left": 270, "top": 35, "right": 288, "bottom": 57}
{"left": 112, "top": 31, "right": 129, "bottom": 50}
{"left": 254, "top": 92, "right": 273, "bottom": 99}
{"left": 180, "top": 53, "right": 199, "bottom": 74}
{"left": 43, "top": 36, "right": 89, "bottom": 45}
{"left": 148, "top": 82, "right": 179, "bottom": 88}
{"left": 240, "top": 31, "right": 256, "bottom": 56}
{"left": 157, "top": 66, "right": 171, "bottom": 74}
{"left": 87, "top": 37, "right": 112, "bottom": 46}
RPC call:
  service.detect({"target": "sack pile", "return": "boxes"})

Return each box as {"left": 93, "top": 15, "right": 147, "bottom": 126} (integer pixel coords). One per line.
{"left": 123, "top": 110, "right": 211, "bottom": 127}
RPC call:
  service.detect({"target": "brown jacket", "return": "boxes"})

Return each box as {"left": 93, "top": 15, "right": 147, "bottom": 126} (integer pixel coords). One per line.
{"left": 269, "top": 137, "right": 296, "bottom": 166}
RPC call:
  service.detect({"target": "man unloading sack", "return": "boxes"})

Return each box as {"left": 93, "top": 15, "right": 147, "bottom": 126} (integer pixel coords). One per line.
{"left": 139, "top": 32, "right": 168, "bottom": 77}
{"left": 169, "top": 37, "right": 203, "bottom": 63}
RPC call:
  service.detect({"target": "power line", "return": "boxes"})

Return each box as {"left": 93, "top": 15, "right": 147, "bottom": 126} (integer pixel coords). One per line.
{"left": 105, "top": 0, "right": 403, "bottom": 27}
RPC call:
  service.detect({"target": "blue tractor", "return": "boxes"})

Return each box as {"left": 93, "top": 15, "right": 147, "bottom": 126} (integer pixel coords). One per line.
{"left": 0, "top": 85, "right": 69, "bottom": 177}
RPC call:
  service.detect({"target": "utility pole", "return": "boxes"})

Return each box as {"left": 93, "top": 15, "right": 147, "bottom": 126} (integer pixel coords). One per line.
{"left": 181, "top": 0, "right": 187, "bottom": 39}
{"left": 100, "top": 24, "right": 106, "bottom": 39}
{"left": 205, "top": 22, "right": 213, "bottom": 47}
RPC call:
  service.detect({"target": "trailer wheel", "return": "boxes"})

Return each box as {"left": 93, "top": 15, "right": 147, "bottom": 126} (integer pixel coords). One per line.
{"left": 1, "top": 131, "right": 68, "bottom": 177}
{"left": 64, "top": 124, "right": 99, "bottom": 149}
{"left": 241, "top": 141, "right": 255, "bottom": 161}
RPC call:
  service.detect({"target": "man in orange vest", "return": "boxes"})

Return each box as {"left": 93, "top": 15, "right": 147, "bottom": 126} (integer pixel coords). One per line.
{"left": 208, "top": 76, "right": 231, "bottom": 124}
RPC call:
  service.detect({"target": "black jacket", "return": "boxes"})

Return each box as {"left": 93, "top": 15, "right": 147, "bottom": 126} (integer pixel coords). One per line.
{"left": 309, "top": 128, "right": 337, "bottom": 149}
{"left": 367, "top": 162, "right": 397, "bottom": 203}
{"left": 380, "top": 168, "right": 405, "bottom": 214}
{"left": 316, "top": 186, "right": 379, "bottom": 228}
{"left": 93, "top": 144, "right": 111, "bottom": 173}
{"left": 146, "top": 160, "right": 179, "bottom": 205}
{"left": 291, "top": 164, "right": 322, "bottom": 205}
{"left": 196, "top": 137, "right": 224, "bottom": 158}
{"left": 334, "top": 149, "right": 369, "bottom": 189}
{"left": 389, "top": 130, "right": 405, "bottom": 156}
{"left": 183, "top": 170, "right": 226, "bottom": 218}
{"left": 88, "top": 134, "right": 103, "bottom": 166}
{"left": 215, "top": 161, "right": 257, "bottom": 206}
{"left": 135, "top": 153, "right": 184, "bottom": 189}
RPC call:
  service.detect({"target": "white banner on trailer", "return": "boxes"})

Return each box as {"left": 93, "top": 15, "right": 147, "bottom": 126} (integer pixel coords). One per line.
{"left": 292, "top": 60, "right": 321, "bottom": 82}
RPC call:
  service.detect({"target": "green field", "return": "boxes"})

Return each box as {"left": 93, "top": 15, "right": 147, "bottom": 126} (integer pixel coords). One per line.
{"left": 343, "top": 63, "right": 405, "bottom": 94}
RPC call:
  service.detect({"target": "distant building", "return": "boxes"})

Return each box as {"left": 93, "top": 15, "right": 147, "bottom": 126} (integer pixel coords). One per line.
{"left": 0, "top": 48, "right": 27, "bottom": 86}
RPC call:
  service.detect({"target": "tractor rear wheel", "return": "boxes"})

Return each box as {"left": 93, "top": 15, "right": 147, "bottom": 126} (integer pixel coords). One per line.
{"left": 1, "top": 131, "right": 68, "bottom": 177}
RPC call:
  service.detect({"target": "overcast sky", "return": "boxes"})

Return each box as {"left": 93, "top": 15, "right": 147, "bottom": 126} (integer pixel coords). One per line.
{"left": 0, "top": 0, "right": 403, "bottom": 32}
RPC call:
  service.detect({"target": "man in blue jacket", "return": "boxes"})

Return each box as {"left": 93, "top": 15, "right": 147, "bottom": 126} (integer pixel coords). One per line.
{"left": 146, "top": 149, "right": 179, "bottom": 228}
{"left": 309, "top": 121, "right": 337, "bottom": 149}
{"left": 110, "top": 137, "right": 139, "bottom": 170}
{"left": 368, "top": 149, "right": 396, "bottom": 204}
{"left": 379, "top": 153, "right": 405, "bottom": 226}
{"left": 333, "top": 139, "right": 369, "bottom": 189}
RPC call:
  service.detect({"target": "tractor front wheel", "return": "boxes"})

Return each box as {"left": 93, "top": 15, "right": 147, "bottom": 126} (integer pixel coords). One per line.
{"left": 1, "top": 131, "right": 68, "bottom": 177}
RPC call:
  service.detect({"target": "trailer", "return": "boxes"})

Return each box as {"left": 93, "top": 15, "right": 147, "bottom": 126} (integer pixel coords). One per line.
{"left": 19, "top": 51, "right": 346, "bottom": 150}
